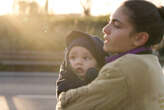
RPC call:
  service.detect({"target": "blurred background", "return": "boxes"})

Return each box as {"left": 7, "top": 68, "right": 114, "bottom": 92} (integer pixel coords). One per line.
{"left": 0, "top": 0, "right": 111, "bottom": 72}
{"left": 0, "top": 0, "right": 164, "bottom": 110}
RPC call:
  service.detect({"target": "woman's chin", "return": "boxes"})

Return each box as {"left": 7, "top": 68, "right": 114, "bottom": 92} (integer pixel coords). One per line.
{"left": 103, "top": 46, "right": 111, "bottom": 53}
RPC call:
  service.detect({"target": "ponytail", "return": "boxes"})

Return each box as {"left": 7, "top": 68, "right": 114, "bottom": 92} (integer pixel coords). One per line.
{"left": 158, "top": 6, "right": 164, "bottom": 20}
{"left": 158, "top": 6, "right": 164, "bottom": 35}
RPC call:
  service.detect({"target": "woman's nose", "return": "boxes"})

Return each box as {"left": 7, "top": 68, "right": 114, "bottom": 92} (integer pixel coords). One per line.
{"left": 102, "top": 24, "right": 111, "bottom": 35}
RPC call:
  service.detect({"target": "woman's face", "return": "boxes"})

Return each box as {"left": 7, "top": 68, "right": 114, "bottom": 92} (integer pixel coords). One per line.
{"left": 103, "top": 6, "right": 137, "bottom": 54}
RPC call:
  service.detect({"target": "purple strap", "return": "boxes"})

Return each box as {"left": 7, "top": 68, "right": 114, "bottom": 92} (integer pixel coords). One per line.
{"left": 105, "top": 47, "right": 152, "bottom": 63}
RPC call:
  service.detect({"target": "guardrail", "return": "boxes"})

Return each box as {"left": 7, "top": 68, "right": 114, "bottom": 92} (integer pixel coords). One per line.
{"left": 0, "top": 51, "right": 64, "bottom": 71}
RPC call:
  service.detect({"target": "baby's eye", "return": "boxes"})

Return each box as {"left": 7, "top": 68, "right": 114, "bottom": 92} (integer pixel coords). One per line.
{"left": 83, "top": 56, "right": 90, "bottom": 60}
{"left": 69, "top": 56, "right": 76, "bottom": 60}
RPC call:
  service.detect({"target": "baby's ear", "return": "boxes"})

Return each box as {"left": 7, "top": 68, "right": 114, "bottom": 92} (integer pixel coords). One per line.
{"left": 85, "top": 68, "right": 99, "bottom": 84}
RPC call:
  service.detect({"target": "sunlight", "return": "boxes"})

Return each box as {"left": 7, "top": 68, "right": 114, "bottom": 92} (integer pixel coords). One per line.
{"left": 0, "top": 0, "right": 13, "bottom": 15}
{"left": 0, "top": 0, "right": 164, "bottom": 16}
{"left": 0, "top": 96, "right": 10, "bottom": 110}
{"left": 43, "top": 0, "right": 118, "bottom": 15}
{"left": 48, "top": 0, "right": 83, "bottom": 14}
{"left": 36, "top": 0, "right": 120, "bottom": 16}
{"left": 36, "top": 0, "right": 164, "bottom": 16}
{"left": 91, "top": 0, "right": 122, "bottom": 16}
{"left": 0, "top": 0, "right": 118, "bottom": 16}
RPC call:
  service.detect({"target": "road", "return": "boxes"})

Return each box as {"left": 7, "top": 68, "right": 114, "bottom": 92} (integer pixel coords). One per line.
{"left": 0, "top": 72, "right": 58, "bottom": 110}
{"left": 0, "top": 67, "right": 164, "bottom": 110}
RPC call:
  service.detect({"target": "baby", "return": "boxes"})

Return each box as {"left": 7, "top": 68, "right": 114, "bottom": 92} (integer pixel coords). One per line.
{"left": 56, "top": 31, "right": 107, "bottom": 97}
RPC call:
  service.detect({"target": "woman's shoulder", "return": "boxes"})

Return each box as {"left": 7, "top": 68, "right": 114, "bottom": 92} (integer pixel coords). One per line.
{"left": 103, "top": 54, "right": 157, "bottom": 68}
{"left": 99, "top": 54, "right": 158, "bottom": 78}
{"left": 123, "top": 54, "right": 157, "bottom": 61}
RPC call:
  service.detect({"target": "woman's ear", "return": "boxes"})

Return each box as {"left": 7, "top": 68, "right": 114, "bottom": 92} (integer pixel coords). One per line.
{"left": 133, "top": 32, "right": 149, "bottom": 47}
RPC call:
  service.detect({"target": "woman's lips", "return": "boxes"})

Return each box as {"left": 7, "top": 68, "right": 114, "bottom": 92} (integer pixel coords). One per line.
{"left": 104, "top": 35, "right": 110, "bottom": 44}
{"left": 104, "top": 39, "right": 109, "bottom": 44}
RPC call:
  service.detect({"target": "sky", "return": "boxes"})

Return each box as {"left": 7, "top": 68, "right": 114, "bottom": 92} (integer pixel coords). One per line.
{"left": 0, "top": 0, "right": 164, "bottom": 16}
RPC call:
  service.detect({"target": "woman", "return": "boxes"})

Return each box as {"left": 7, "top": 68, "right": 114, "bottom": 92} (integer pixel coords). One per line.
{"left": 56, "top": 0, "right": 164, "bottom": 110}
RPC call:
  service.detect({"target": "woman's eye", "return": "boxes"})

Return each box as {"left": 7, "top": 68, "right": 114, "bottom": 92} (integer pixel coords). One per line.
{"left": 112, "top": 22, "right": 120, "bottom": 28}
{"left": 110, "top": 21, "right": 121, "bottom": 28}
{"left": 114, "top": 24, "right": 120, "bottom": 28}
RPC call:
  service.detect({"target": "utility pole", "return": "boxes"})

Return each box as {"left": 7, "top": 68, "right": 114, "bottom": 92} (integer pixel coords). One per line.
{"left": 45, "top": 0, "right": 49, "bottom": 14}
{"left": 80, "top": 0, "right": 92, "bottom": 16}
{"left": 12, "top": 0, "right": 18, "bottom": 14}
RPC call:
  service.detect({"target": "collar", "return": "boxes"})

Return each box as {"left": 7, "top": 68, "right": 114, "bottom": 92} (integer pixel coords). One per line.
{"left": 105, "top": 47, "right": 152, "bottom": 63}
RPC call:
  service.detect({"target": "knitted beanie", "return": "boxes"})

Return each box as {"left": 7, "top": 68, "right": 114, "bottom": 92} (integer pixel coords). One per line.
{"left": 65, "top": 30, "right": 108, "bottom": 68}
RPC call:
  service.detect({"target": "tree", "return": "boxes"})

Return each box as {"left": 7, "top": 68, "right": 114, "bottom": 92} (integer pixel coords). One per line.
{"left": 18, "top": 1, "right": 28, "bottom": 15}
{"left": 28, "top": 2, "right": 39, "bottom": 15}
{"left": 45, "top": 0, "right": 49, "bottom": 14}
{"left": 80, "top": 0, "right": 92, "bottom": 16}
{"left": 12, "top": 0, "right": 17, "bottom": 13}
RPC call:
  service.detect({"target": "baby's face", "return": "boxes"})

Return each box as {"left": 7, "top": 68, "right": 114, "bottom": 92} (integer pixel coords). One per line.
{"left": 68, "top": 46, "right": 97, "bottom": 80}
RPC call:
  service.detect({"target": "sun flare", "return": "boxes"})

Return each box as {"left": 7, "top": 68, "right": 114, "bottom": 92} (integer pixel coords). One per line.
{"left": 0, "top": 0, "right": 164, "bottom": 16}
{"left": 0, "top": 0, "right": 13, "bottom": 15}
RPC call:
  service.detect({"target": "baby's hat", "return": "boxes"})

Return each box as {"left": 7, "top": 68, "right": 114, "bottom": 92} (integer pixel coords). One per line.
{"left": 65, "top": 30, "right": 108, "bottom": 67}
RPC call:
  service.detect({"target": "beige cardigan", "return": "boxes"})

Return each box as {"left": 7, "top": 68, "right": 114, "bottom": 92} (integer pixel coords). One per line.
{"left": 56, "top": 54, "right": 164, "bottom": 110}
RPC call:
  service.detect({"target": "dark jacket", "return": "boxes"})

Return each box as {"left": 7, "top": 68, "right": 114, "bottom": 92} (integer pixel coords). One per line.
{"left": 56, "top": 62, "right": 98, "bottom": 98}
{"left": 56, "top": 31, "right": 107, "bottom": 98}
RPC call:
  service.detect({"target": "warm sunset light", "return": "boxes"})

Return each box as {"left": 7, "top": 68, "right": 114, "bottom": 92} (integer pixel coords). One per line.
{"left": 0, "top": 0, "right": 13, "bottom": 15}
{"left": 38, "top": 0, "right": 122, "bottom": 16}
{"left": 0, "top": 0, "right": 164, "bottom": 16}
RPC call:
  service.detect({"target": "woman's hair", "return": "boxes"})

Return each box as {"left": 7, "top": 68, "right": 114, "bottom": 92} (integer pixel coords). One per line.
{"left": 122, "top": 0, "right": 164, "bottom": 47}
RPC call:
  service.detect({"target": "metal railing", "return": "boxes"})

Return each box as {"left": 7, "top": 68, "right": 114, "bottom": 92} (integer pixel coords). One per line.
{"left": 0, "top": 51, "right": 64, "bottom": 66}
